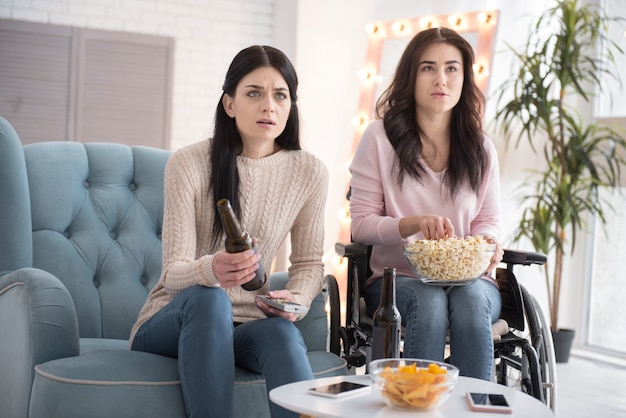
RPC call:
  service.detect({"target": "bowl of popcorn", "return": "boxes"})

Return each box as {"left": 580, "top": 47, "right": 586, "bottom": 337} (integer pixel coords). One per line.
{"left": 370, "top": 358, "right": 459, "bottom": 411}
{"left": 403, "top": 235, "right": 495, "bottom": 285}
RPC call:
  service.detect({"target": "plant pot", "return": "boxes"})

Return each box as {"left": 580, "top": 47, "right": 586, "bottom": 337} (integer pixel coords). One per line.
{"left": 552, "top": 328, "right": 575, "bottom": 363}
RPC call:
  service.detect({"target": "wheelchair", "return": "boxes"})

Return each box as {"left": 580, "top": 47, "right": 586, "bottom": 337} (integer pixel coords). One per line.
{"left": 326, "top": 242, "right": 557, "bottom": 412}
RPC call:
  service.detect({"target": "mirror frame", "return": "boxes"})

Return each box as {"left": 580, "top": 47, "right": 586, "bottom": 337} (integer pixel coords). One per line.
{"left": 352, "top": 10, "right": 500, "bottom": 150}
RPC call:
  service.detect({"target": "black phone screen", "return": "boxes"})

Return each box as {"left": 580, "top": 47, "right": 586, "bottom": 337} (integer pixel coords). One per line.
{"left": 470, "top": 392, "right": 510, "bottom": 407}
{"left": 312, "top": 381, "right": 368, "bottom": 395}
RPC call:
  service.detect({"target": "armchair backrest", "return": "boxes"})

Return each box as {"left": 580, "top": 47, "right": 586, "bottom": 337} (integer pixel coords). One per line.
{"left": 1, "top": 116, "right": 332, "bottom": 350}
{"left": 0, "top": 116, "right": 171, "bottom": 340}
{"left": 0, "top": 116, "right": 32, "bottom": 275}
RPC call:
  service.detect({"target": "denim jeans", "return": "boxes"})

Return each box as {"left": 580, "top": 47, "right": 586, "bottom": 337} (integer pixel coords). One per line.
{"left": 364, "top": 276, "right": 501, "bottom": 380}
{"left": 131, "top": 286, "right": 313, "bottom": 418}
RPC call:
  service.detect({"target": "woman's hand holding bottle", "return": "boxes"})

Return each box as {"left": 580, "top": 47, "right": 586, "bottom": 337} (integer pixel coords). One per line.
{"left": 212, "top": 249, "right": 263, "bottom": 289}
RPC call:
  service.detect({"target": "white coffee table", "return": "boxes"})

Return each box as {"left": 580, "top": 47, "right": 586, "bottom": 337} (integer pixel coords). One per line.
{"left": 270, "top": 374, "right": 555, "bottom": 418}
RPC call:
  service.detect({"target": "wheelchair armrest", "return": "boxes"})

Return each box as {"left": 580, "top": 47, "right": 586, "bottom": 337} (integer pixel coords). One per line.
{"left": 334, "top": 242, "right": 370, "bottom": 258}
{"left": 337, "top": 243, "right": 546, "bottom": 268}
{"left": 502, "top": 249, "right": 547, "bottom": 266}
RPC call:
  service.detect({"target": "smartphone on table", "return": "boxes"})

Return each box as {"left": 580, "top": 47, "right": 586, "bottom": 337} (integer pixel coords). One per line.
{"left": 466, "top": 392, "right": 513, "bottom": 414}
{"left": 308, "top": 381, "right": 371, "bottom": 398}
{"left": 256, "top": 295, "right": 309, "bottom": 314}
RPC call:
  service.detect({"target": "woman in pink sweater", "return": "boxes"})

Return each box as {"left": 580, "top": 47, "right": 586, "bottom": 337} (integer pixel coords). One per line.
{"left": 350, "top": 27, "right": 503, "bottom": 380}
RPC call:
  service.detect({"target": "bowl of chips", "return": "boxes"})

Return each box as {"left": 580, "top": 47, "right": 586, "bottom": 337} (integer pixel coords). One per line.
{"left": 370, "top": 358, "right": 459, "bottom": 411}
{"left": 404, "top": 235, "right": 495, "bottom": 285}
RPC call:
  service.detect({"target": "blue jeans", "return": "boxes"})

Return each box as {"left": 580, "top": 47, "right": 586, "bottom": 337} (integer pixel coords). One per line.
{"left": 131, "top": 286, "right": 313, "bottom": 418}
{"left": 365, "top": 276, "right": 501, "bottom": 380}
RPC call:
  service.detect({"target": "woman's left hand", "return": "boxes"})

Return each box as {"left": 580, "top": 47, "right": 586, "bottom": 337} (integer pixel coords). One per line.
{"left": 255, "top": 289, "right": 298, "bottom": 322}
{"left": 484, "top": 235, "right": 504, "bottom": 274}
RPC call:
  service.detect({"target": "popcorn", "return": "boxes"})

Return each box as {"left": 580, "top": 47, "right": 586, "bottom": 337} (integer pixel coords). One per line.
{"left": 404, "top": 236, "right": 494, "bottom": 281}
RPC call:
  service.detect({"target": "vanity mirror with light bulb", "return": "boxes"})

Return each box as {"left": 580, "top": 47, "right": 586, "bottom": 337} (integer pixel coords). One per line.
{"left": 351, "top": 10, "right": 499, "bottom": 150}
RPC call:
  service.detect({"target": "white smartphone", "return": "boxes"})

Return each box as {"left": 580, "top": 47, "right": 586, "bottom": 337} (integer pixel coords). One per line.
{"left": 308, "top": 381, "right": 371, "bottom": 398}
{"left": 466, "top": 392, "right": 513, "bottom": 414}
{"left": 256, "top": 295, "right": 309, "bottom": 314}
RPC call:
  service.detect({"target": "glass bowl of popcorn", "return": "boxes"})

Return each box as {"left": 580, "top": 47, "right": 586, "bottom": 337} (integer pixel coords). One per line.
{"left": 403, "top": 236, "right": 495, "bottom": 286}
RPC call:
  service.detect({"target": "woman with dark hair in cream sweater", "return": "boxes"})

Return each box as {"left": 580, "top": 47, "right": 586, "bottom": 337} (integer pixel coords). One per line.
{"left": 131, "top": 45, "right": 328, "bottom": 418}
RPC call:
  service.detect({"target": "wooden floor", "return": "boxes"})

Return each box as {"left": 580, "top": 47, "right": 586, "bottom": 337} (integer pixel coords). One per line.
{"left": 555, "top": 355, "right": 626, "bottom": 417}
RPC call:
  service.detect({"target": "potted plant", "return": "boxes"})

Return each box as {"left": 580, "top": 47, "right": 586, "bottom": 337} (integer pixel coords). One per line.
{"left": 493, "top": 0, "right": 626, "bottom": 362}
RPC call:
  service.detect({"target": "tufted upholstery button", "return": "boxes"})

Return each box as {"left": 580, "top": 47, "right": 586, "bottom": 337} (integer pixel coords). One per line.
{"left": 140, "top": 276, "right": 148, "bottom": 285}
{"left": 93, "top": 279, "right": 99, "bottom": 288}
{"left": 129, "top": 182, "right": 137, "bottom": 191}
{"left": 64, "top": 231, "right": 71, "bottom": 238}
{"left": 83, "top": 181, "right": 91, "bottom": 188}
{"left": 110, "top": 232, "right": 118, "bottom": 240}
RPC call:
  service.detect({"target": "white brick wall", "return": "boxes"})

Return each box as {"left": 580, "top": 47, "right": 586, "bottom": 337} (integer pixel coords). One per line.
{"left": 0, "top": 0, "right": 276, "bottom": 151}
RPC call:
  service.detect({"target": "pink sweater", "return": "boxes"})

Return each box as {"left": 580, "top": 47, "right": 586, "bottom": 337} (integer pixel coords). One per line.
{"left": 349, "top": 119, "right": 501, "bottom": 284}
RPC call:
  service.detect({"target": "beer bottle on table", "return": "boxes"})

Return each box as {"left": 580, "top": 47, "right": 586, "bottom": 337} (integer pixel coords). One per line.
{"left": 216, "top": 198, "right": 266, "bottom": 291}
{"left": 371, "top": 267, "right": 401, "bottom": 360}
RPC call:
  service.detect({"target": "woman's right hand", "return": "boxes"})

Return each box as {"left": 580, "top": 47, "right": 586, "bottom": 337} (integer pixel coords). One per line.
{"left": 211, "top": 249, "right": 261, "bottom": 288}
{"left": 400, "top": 214, "right": 455, "bottom": 240}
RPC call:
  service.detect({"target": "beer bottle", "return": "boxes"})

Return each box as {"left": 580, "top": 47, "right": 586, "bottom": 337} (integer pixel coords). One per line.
{"left": 371, "top": 267, "right": 401, "bottom": 360}
{"left": 216, "top": 198, "right": 266, "bottom": 291}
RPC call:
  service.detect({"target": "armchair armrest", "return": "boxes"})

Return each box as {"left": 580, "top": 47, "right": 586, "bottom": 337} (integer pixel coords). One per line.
{"left": 269, "top": 272, "right": 337, "bottom": 353}
{"left": 0, "top": 268, "right": 79, "bottom": 418}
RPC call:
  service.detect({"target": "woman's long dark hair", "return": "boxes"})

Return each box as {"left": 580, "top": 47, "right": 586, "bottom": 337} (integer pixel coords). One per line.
{"left": 210, "top": 45, "right": 301, "bottom": 245}
{"left": 375, "top": 27, "right": 486, "bottom": 198}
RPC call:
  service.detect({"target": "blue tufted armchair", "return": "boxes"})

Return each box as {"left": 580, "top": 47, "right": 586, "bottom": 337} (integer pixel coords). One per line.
{"left": 0, "top": 116, "right": 347, "bottom": 418}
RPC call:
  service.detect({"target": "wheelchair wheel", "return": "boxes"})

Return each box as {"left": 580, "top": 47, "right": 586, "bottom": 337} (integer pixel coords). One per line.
{"left": 323, "top": 275, "right": 342, "bottom": 356}
{"left": 526, "top": 290, "right": 557, "bottom": 412}
{"left": 494, "top": 284, "right": 557, "bottom": 412}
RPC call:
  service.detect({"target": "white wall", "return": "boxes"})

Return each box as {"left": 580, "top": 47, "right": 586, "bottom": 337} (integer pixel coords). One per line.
{"left": 0, "top": 0, "right": 280, "bottom": 152}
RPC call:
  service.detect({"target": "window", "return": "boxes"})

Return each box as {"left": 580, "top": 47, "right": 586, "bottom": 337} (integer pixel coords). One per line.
{"left": 0, "top": 19, "right": 173, "bottom": 148}
{"left": 587, "top": 187, "right": 626, "bottom": 356}
{"left": 585, "top": 0, "right": 626, "bottom": 359}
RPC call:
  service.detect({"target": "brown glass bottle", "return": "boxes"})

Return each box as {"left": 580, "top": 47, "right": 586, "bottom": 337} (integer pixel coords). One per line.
{"left": 371, "top": 267, "right": 401, "bottom": 361}
{"left": 216, "top": 198, "right": 266, "bottom": 291}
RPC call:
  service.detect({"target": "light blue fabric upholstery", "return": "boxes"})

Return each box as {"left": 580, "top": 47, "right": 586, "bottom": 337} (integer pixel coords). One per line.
{"left": 0, "top": 116, "right": 347, "bottom": 418}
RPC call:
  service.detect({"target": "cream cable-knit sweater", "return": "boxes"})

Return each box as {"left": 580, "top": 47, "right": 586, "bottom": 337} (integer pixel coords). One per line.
{"left": 130, "top": 139, "right": 329, "bottom": 344}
